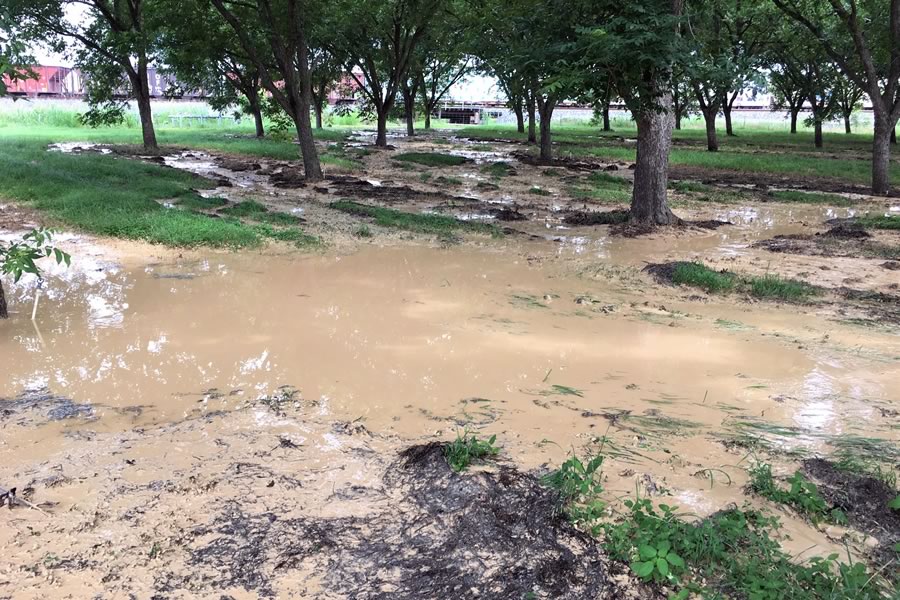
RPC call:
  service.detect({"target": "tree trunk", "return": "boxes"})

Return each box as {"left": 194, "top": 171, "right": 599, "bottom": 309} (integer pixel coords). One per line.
{"left": 872, "top": 112, "right": 892, "bottom": 196}
{"left": 675, "top": 112, "right": 682, "bottom": 130}
{"left": 252, "top": 101, "right": 265, "bottom": 137}
{"left": 702, "top": 108, "right": 718, "bottom": 152}
{"left": 425, "top": 112, "right": 432, "bottom": 129}
{"left": 722, "top": 94, "right": 735, "bottom": 136}
{"left": 843, "top": 112, "right": 852, "bottom": 134}
{"left": 133, "top": 61, "right": 158, "bottom": 151}
{"left": 790, "top": 107, "right": 799, "bottom": 134}
{"left": 0, "top": 281, "right": 7, "bottom": 319}
{"left": 376, "top": 110, "right": 389, "bottom": 147}
{"left": 631, "top": 93, "right": 679, "bottom": 225}
{"left": 315, "top": 103, "right": 323, "bottom": 129}
{"left": 402, "top": 84, "right": 415, "bottom": 137}
{"left": 602, "top": 104, "right": 611, "bottom": 131}
{"left": 514, "top": 99, "right": 525, "bottom": 133}
{"left": 892, "top": 127, "right": 897, "bottom": 145}
{"left": 814, "top": 120, "right": 823, "bottom": 148}
{"left": 527, "top": 97, "right": 537, "bottom": 144}
{"left": 295, "top": 42, "right": 322, "bottom": 181}
{"left": 538, "top": 99, "right": 555, "bottom": 162}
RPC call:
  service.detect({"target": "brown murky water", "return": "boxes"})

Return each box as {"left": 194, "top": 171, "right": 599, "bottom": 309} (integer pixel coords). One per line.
{"left": 2, "top": 135, "right": 899, "bottom": 597}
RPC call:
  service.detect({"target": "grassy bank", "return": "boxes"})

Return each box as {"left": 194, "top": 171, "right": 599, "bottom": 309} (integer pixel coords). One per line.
{"left": 0, "top": 135, "right": 315, "bottom": 247}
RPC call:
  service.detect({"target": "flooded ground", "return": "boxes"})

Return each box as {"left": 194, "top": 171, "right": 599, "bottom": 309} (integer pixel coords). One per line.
{"left": 2, "top": 131, "right": 899, "bottom": 598}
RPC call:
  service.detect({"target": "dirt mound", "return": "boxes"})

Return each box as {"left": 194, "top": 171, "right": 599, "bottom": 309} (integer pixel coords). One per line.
{"left": 186, "top": 442, "right": 613, "bottom": 599}
{"left": 802, "top": 459, "right": 900, "bottom": 574}
{"left": 690, "top": 219, "right": 731, "bottom": 230}
{"left": 822, "top": 224, "right": 871, "bottom": 239}
{"left": 564, "top": 209, "right": 630, "bottom": 226}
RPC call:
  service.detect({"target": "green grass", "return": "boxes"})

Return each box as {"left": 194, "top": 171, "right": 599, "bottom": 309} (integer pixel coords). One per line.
{"left": 444, "top": 431, "right": 500, "bottom": 472}
{"left": 668, "top": 262, "right": 819, "bottom": 302}
{"left": 329, "top": 200, "right": 501, "bottom": 237}
{"left": 748, "top": 462, "right": 847, "bottom": 525}
{"left": 587, "top": 172, "right": 630, "bottom": 188}
{"left": 392, "top": 152, "right": 468, "bottom": 167}
{"left": 480, "top": 161, "right": 516, "bottom": 178}
{"left": 528, "top": 186, "right": 552, "bottom": 196}
{"left": 176, "top": 196, "right": 228, "bottom": 210}
{"left": 435, "top": 175, "right": 463, "bottom": 186}
{"left": 770, "top": 190, "right": 853, "bottom": 206}
{"left": 218, "top": 199, "right": 269, "bottom": 217}
{"left": 855, "top": 214, "right": 900, "bottom": 230}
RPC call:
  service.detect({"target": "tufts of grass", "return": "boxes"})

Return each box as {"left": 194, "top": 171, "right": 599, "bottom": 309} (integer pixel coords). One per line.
{"left": 444, "top": 430, "right": 500, "bottom": 472}
{"left": 176, "top": 195, "right": 228, "bottom": 211}
{"left": 219, "top": 200, "right": 268, "bottom": 217}
{"left": 668, "top": 262, "right": 819, "bottom": 302}
{"left": 748, "top": 462, "right": 847, "bottom": 525}
{"left": 587, "top": 171, "right": 630, "bottom": 188}
{"left": 480, "top": 161, "right": 516, "bottom": 178}
{"left": 252, "top": 224, "right": 318, "bottom": 246}
{"left": 435, "top": 175, "right": 463, "bottom": 186}
{"left": 542, "top": 452, "right": 606, "bottom": 529}
{"left": 528, "top": 186, "right": 552, "bottom": 196}
{"left": 670, "top": 180, "right": 713, "bottom": 193}
{"left": 671, "top": 262, "right": 737, "bottom": 294}
{"left": 330, "top": 200, "right": 501, "bottom": 237}
{"left": 393, "top": 152, "right": 468, "bottom": 167}
{"left": 354, "top": 224, "right": 373, "bottom": 238}
{"left": 771, "top": 190, "right": 852, "bottom": 206}
{"left": 855, "top": 214, "right": 900, "bottom": 230}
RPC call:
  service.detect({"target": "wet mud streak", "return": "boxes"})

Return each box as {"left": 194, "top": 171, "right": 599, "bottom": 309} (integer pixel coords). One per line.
{"left": 187, "top": 443, "right": 613, "bottom": 599}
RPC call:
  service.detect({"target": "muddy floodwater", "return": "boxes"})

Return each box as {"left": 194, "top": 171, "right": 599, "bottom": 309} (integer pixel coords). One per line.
{"left": 2, "top": 134, "right": 900, "bottom": 597}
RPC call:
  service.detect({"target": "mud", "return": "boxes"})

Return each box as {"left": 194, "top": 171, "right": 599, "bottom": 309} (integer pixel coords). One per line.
{"left": 669, "top": 165, "right": 875, "bottom": 196}
{"left": 802, "top": 459, "right": 900, "bottom": 575}
{"left": 754, "top": 229, "right": 900, "bottom": 261}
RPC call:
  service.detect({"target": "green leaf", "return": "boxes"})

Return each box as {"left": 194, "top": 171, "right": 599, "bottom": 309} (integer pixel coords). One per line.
{"left": 638, "top": 545, "right": 657, "bottom": 560}
{"left": 632, "top": 560, "right": 654, "bottom": 579}
{"left": 666, "top": 552, "right": 685, "bottom": 569}
{"left": 889, "top": 496, "right": 900, "bottom": 511}
{"left": 656, "top": 557, "right": 669, "bottom": 576}
{"left": 656, "top": 540, "right": 670, "bottom": 557}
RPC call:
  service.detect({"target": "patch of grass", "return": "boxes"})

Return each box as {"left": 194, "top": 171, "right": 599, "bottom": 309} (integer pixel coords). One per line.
{"left": 252, "top": 224, "right": 318, "bottom": 246}
{"left": 748, "top": 462, "right": 847, "bottom": 525}
{"left": 668, "top": 262, "right": 819, "bottom": 302}
{"left": 771, "top": 190, "right": 852, "bottom": 206}
{"left": 354, "top": 224, "right": 373, "bottom": 238}
{"left": 444, "top": 430, "right": 500, "bottom": 472}
{"left": 175, "top": 196, "right": 228, "bottom": 211}
{"left": 419, "top": 172, "right": 432, "bottom": 183}
{"left": 855, "top": 214, "right": 900, "bottom": 230}
{"left": 670, "top": 180, "right": 713, "bottom": 193}
{"left": 587, "top": 172, "right": 630, "bottom": 188}
{"left": 480, "top": 161, "right": 516, "bottom": 178}
{"left": 476, "top": 181, "right": 500, "bottom": 191}
{"left": 330, "top": 200, "right": 500, "bottom": 237}
{"left": 528, "top": 186, "right": 552, "bottom": 196}
{"left": 541, "top": 452, "right": 606, "bottom": 529}
{"left": 219, "top": 200, "right": 268, "bottom": 217}
{"left": 671, "top": 262, "right": 738, "bottom": 294}
{"left": 435, "top": 175, "right": 463, "bottom": 186}
{"left": 393, "top": 152, "right": 468, "bottom": 167}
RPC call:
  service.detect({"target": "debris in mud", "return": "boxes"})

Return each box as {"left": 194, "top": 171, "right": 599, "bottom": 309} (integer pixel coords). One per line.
{"left": 217, "top": 158, "right": 261, "bottom": 172}
{"left": 669, "top": 165, "right": 871, "bottom": 196}
{"left": 491, "top": 206, "right": 527, "bottom": 221}
{"left": 754, "top": 229, "right": 900, "bottom": 261}
{"left": 882, "top": 261, "right": 900, "bottom": 270}
{"left": 327, "top": 177, "right": 479, "bottom": 205}
{"left": 802, "top": 458, "right": 900, "bottom": 574}
{"left": 1, "top": 388, "right": 95, "bottom": 425}
{"left": 511, "top": 151, "right": 609, "bottom": 173}
{"left": 185, "top": 442, "right": 616, "bottom": 599}
{"left": 270, "top": 168, "right": 307, "bottom": 189}
{"left": 822, "top": 223, "right": 871, "bottom": 239}
{"left": 564, "top": 209, "right": 630, "bottom": 226}
{"left": 690, "top": 219, "right": 731, "bottom": 230}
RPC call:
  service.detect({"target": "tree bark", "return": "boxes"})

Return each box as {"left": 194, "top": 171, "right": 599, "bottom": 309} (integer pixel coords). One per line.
{"left": 0, "top": 281, "right": 7, "bottom": 319}
{"left": 425, "top": 112, "right": 432, "bottom": 129}
{"left": 675, "top": 113, "right": 682, "bottom": 130}
{"left": 872, "top": 112, "right": 892, "bottom": 196}
{"left": 376, "top": 111, "right": 389, "bottom": 147}
{"left": 631, "top": 92, "right": 679, "bottom": 225}
{"left": 133, "top": 61, "right": 158, "bottom": 151}
{"left": 514, "top": 98, "right": 525, "bottom": 133}
{"left": 722, "top": 90, "right": 736, "bottom": 136}
{"left": 602, "top": 104, "right": 611, "bottom": 131}
{"left": 315, "top": 103, "right": 323, "bottom": 129}
{"left": 702, "top": 108, "right": 718, "bottom": 152}
{"left": 405, "top": 104, "right": 415, "bottom": 136}
{"left": 814, "top": 120, "right": 823, "bottom": 148}
{"left": 892, "top": 127, "right": 897, "bottom": 145}
{"left": 538, "top": 99, "right": 555, "bottom": 162}
{"left": 526, "top": 95, "right": 537, "bottom": 144}
{"left": 844, "top": 113, "right": 852, "bottom": 134}
{"left": 790, "top": 107, "right": 799, "bottom": 134}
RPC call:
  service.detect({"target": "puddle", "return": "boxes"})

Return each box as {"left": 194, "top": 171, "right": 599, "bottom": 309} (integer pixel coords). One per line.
{"left": 48, "top": 142, "right": 112, "bottom": 154}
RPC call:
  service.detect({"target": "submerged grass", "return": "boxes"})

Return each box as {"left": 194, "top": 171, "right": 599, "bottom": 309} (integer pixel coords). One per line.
{"left": 329, "top": 200, "right": 500, "bottom": 237}
{"left": 393, "top": 152, "right": 468, "bottom": 167}
{"left": 748, "top": 462, "right": 847, "bottom": 525}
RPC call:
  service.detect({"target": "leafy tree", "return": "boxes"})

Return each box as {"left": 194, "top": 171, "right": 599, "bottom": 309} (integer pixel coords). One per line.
{"left": 582, "top": 0, "right": 686, "bottom": 226}
{"left": 415, "top": 18, "right": 473, "bottom": 131}
{"left": 209, "top": 0, "right": 323, "bottom": 180}
{"left": 0, "top": 229, "right": 70, "bottom": 320}
{"left": 326, "top": 0, "right": 444, "bottom": 147}
{"left": 833, "top": 75, "right": 864, "bottom": 135}
{"left": 671, "top": 67, "right": 697, "bottom": 130}
{"left": 309, "top": 48, "right": 343, "bottom": 129}
{"left": 10, "top": 0, "right": 162, "bottom": 149}
{"left": 773, "top": 0, "right": 900, "bottom": 195}
{"left": 0, "top": 8, "right": 35, "bottom": 97}
{"left": 156, "top": 1, "right": 266, "bottom": 137}
{"left": 766, "top": 58, "right": 807, "bottom": 134}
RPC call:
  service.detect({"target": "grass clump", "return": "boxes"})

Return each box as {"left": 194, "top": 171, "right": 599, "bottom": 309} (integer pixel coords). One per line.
{"left": 354, "top": 224, "right": 373, "bottom": 238}
{"left": 435, "top": 175, "right": 463, "bottom": 186}
{"left": 670, "top": 180, "right": 713, "bottom": 193}
{"left": 542, "top": 453, "right": 606, "bottom": 530}
{"left": 252, "top": 224, "right": 318, "bottom": 246}
{"left": 480, "top": 161, "right": 516, "bottom": 178}
{"left": 855, "top": 214, "right": 900, "bottom": 230}
{"left": 444, "top": 430, "right": 500, "bottom": 472}
{"left": 748, "top": 462, "right": 847, "bottom": 525}
{"left": 393, "top": 152, "right": 468, "bottom": 167}
{"left": 528, "top": 186, "right": 552, "bottom": 196}
{"left": 671, "top": 262, "right": 738, "bottom": 294}
{"left": 330, "top": 200, "right": 500, "bottom": 237}
{"left": 665, "top": 262, "right": 820, "bottom": 302}
{"left": 587, "top": 172, "right": 630, "bottom": 188}
{"left": 176, "top": 195, "right": 228, "bottom": 211}
{"left": 219, "top": 200, "right": 303, "bottom": 226}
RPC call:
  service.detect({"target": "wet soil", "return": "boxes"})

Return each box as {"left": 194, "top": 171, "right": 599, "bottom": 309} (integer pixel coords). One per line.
{"left": 753, "top": 227, "right": 900, "bottom": 261}
{"left": 669, "top": 165, "right": 875, "bottom": 196}
{"left": 4, "top": 130, "right": 900, "bottom": 597}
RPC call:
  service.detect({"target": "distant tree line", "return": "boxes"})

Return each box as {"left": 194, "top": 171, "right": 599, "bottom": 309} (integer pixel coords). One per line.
{"left": 1, "top": 0, "right": 898, "bottom": 224}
